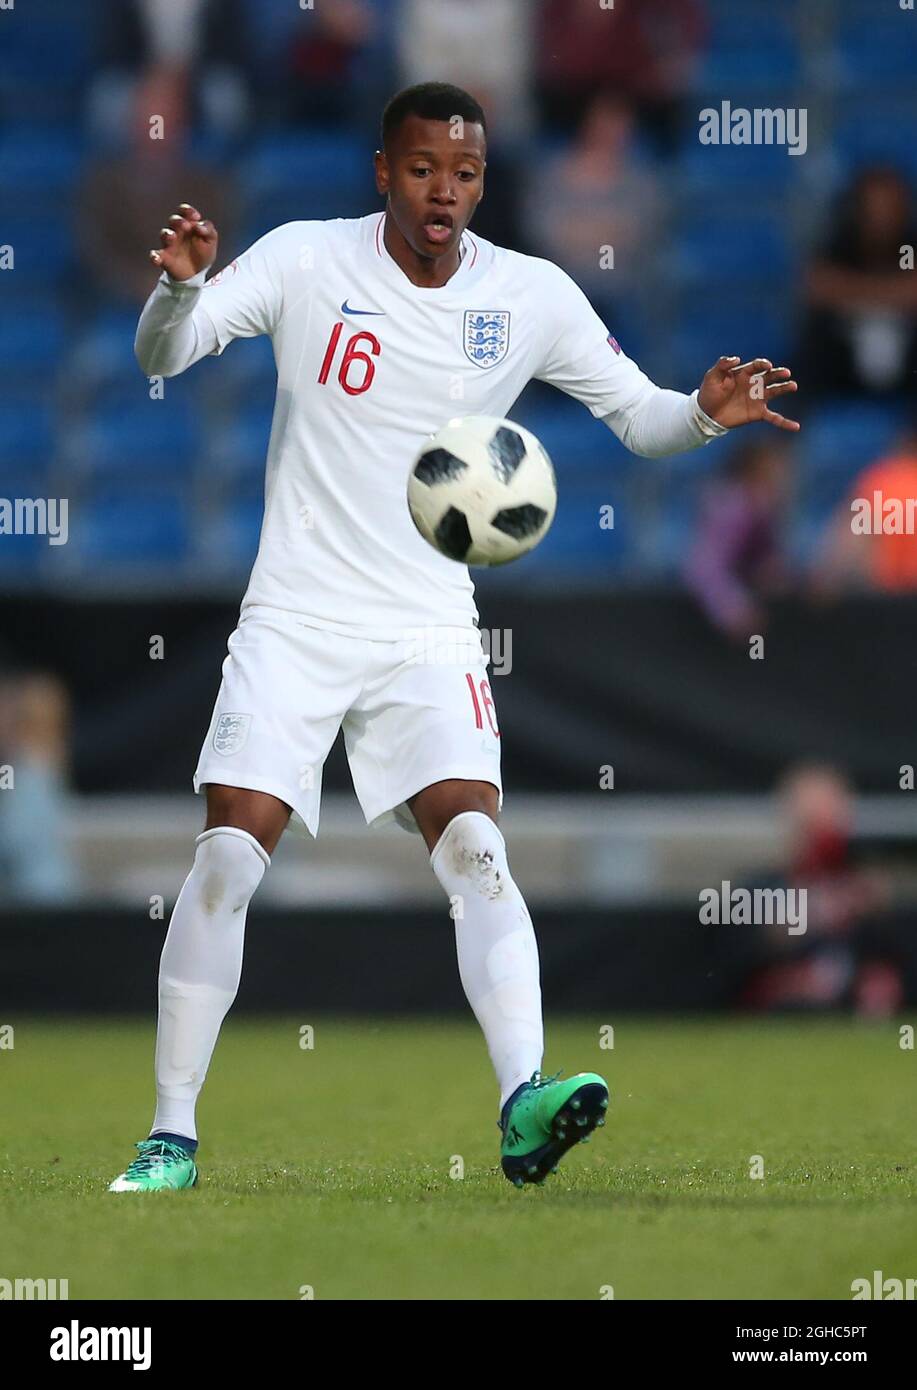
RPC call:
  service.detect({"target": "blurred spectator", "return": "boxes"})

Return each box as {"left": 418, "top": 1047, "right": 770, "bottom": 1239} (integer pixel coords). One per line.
{"left": 738, "top": 766, "right": 899, "bottom": 1018}
{"left": 0, "top": 673, "right": 79, "bottom": 904}
{"left": 283, "top": 0, "right": 379, "bottom": 126}
{"left": 813, "top": 417, "right": 917, "bottom": 595}
{"left": 535, "top": 0, "right": 706, "bottom": 154}
{"left": 77, "top": 72, "right": 235, "bottom": 307}
{"left": 88, "top": 0, "right": 253, "bottom": 144}
{"left": 394, "top": 0, "right": 534, "bottom": 248}
{"left": 524, "top": 93, "right": 666, "bottom": 315}
{"left": 398, "top": 0, "right": 534, "bottom": 146}
{"left": 800, "top": 167, "right": 917, "bottom": 401}
{"left": 683, "top": 439, "right": 793, "bottom": 641}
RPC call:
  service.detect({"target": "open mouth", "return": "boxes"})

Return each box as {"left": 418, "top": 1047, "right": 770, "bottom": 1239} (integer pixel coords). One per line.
{"left": 422, "top": 214, "right": 454, "bottom": 245}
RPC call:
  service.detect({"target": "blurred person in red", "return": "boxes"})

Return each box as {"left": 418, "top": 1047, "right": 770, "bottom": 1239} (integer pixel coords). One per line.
{"left": 283, "top": 0, "right": 379, "bottom": 125}
{"left": 800, "top": 167, "right": 917, "bottom": 402}
{"left": 523, "top": 92, "right": 666, "bottom": 319}
{"left": 814, "top": 416, "right": 917, "bottom": 595}
{"left": 739, "top": 766, "right": 899, "bottom": 1018}
{"left": 536, "top": 0, "right": 707, "bottom": 153}
{"left": 78, "top": 70, "right": 235, "bottom": 307}
{"left": 683, "top": 438, "right": 794, "bottom": 642}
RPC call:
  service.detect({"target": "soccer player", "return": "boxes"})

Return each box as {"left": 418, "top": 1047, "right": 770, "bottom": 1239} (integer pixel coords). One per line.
{"left": 110, "top": 83, "right": 799, "bottom": 1193}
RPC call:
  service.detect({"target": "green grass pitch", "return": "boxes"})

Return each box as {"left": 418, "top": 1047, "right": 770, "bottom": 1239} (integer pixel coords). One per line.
{"left": 2, "top": 1016, "right": 914, "bottom": 1300}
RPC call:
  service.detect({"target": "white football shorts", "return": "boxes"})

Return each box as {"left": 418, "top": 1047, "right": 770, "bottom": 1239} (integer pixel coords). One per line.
{"left": 193, "top": 604, "right": 503, "bottom": 837}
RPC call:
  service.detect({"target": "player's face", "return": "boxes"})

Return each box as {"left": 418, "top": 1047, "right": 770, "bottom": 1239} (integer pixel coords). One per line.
{"left": 376, "top": 115, "right": 485, "bottom": 260}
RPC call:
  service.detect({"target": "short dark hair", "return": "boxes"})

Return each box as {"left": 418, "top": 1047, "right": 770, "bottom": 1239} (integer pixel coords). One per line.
{"left": 381, "top": 82, "right": 487, "bottom": 149}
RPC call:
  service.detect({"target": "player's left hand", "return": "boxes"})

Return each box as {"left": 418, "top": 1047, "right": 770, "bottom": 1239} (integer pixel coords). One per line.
{"left": 698, "top": 357, "right": 800, "bottom": 432}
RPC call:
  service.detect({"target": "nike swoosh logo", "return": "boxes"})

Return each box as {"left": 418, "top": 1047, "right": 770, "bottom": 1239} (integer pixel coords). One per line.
{"left": 341, "top": 299, "right": 386, "bottom": 316}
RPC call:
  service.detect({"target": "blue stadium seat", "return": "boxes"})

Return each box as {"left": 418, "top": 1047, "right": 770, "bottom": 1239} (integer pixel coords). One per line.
{"left": 196, "top": 335, "right": 276, "bottom": 415}
{"left": 835, "top": 12, "right": 917, "bottom": 84}
{"left": 0, "top": 75, "right": 82, "bottom": 129}
{"left": 0, "top": 218, "right": 75, "bottom": 282}
{"left": 801, "top": 401, "right": 904, "bottom": 478}
{"left": 797, "top": 401, "right": 905, "bottom": 518}
{"left": 674, "top": 213, "right": 794, "bottom": 287}
{"left": 693, "top": 16, "right": 800, "bottom": 89}
{"left": 533, "top": 483, "right": 639, "bottom": 577}
{"left": 65, "top": 402, "right": 201, "bottom": 482}
{"left": 0, "top": 6, "right": 91, "bottom": 83}
{"left": 646, "top": 456, "right": 721, "bottom": 577}
{"left": 200, "top": 497, "right": 265, "bottom": 575}
{"left": 0, "top": 528, "right": 46, "bottom": 581}
{"left": 67, "top": 310, "right": 218, "bottom": 412}
{"left": 668, "top": 300, "right": 792, "bottom": 393}
{"left": 0, "top": 308, "right": 66, "bottom": 371}
{"left": 65, "top": 327, "right": 149, "bottom": 411}
{"left": 0, "top": 463, "right": 54, "bottom": 507}
{"left": 676, "top": 126, "right": 802, "bottom": 196}
{"left": 237, "top": 130, "right": 375, "bottom": 230}
{"left": 70, "top": 486, "right": 192, "bottom": 568}
{"left": 832, "top": 103, "right": 917, "bottom": 180}
{"left": 0, "top": 127, "right": 85, "bottom": 193}
{"left": 0, "top": 404, "right": 54, "bottom": 467}
{"left": 209, "top": 407, "right": 273, "bottom": 481}
{"left": 704, "top": 0, "right": 798, "bottom": 17}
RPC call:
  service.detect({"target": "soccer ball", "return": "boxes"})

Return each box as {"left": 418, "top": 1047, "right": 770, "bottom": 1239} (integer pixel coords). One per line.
{"left": 407, "top": 416, "right": 557, "bottom": 567}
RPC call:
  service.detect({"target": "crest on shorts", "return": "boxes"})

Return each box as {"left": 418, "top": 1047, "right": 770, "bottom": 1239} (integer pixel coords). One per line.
{"left": 463, "top": 310, "right": 510, "bottom": 368}
{"left": 213, "top": 712, "right": 251, "bottom": 756}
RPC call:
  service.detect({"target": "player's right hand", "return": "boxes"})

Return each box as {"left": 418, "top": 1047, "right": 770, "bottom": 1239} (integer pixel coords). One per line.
{"left": 149, "top": 204, "right": 218, "bottom": 281}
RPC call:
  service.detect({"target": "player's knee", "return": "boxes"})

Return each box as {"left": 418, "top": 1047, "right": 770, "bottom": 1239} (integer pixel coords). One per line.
{"left": 192, "top": 827, "right": 270, "bottom": 917}
{"left": 430, "top": 810, "right": 511, "bottom": 900}
{"left": 419, "top": 784, "right": 499, "bottom": 847}
{"left": 203, "top": 785, "right": 290, "bottom": 856}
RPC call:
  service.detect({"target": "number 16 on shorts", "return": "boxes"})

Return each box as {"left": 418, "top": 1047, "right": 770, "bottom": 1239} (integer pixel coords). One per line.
{"left": 466, "top": 673, "right": 500, "bottom": 739}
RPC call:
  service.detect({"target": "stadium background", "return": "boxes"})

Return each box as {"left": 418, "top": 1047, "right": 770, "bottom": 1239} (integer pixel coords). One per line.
{"left": 2, "top": 0, "right": 915, "bottom": 1008}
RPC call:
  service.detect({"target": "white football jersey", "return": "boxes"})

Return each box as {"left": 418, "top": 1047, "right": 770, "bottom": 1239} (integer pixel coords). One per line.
{"left": 183, "top": 212, "right": 681, "bottom": 635}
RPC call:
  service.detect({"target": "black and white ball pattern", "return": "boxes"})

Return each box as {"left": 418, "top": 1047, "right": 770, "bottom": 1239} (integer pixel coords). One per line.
{"left": 407, "top": 416, "right": 557, "bottom": 566}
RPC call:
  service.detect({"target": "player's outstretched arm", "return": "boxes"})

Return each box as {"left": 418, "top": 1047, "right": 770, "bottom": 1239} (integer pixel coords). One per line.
{"left": 537, "top": 263, "right": 801, "bottom": 457}
{"left": 135, "top": 204, "right": 221, "bottom": 378}
{"left": 697, "top": 356, "right": 800, "bottom": 432}
{"left": 602, "top": 356, "right": 799, "bottom": 458}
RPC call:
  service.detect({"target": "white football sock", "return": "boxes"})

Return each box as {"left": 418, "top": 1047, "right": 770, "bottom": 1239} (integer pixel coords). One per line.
{"left": 150, "top": 826, "right": 269, "bottom": 1142}
{"left": 430, "top": 811, "right": 543, "bottom": 1110}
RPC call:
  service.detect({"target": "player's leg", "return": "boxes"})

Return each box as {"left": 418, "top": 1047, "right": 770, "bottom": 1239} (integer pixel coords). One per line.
{"left": 202, "top": 783, "right": 292, "bottom": 853}
{"left": 347, "top": 635, "right": 608, "bottom": 1186}
{"left": 152, "top": 785, "right": 289, "bottom": 1138}
{"left": 111, "top": 611, "right": 361, "bottom": 1192}
{"left": 409, "top": 778, "right": 544, "bottom": 1109}
{"left": 110, "top": 786, "right": 289, "bottom": 1192}
{"left": 410, "top": 777, "right": 609, "bottom": 1187}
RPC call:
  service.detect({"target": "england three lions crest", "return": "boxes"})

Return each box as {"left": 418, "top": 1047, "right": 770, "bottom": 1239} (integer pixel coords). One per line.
{"left": 213, "top": 712, "right": 251, "bottom": 756}
{"left": 463, "top": 310, "right": 510, "bottom": 368}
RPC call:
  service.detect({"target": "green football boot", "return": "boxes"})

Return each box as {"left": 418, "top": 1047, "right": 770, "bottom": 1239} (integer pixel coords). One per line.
{"left": 500, "top": 1070, "right": 609, "bottom": 1187}
{"left": 108, "top": 1137, "right": 198, "bottom": 1192}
